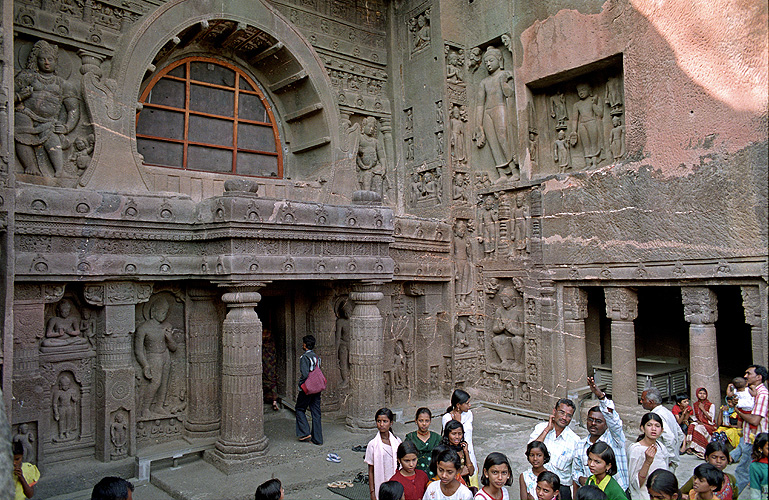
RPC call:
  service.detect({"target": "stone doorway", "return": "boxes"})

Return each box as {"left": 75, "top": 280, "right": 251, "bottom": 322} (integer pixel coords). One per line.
{"left": 259, "top": 295, "right": 288, "bottom": 408}
{"left": 713, "top": 286, "right": 752, "bottom": 389}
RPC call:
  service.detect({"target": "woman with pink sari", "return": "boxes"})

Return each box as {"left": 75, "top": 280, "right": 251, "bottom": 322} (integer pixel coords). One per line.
{"left": 683, "top": 387, "right": 718, "bottom": 458}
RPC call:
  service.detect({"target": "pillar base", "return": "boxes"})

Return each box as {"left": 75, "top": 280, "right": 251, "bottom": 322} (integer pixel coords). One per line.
{"left": 345, "top": 416, "right": 376, "bottom": 433}
{"left": 205, "top": 436, "right": 270, "bottom": 474}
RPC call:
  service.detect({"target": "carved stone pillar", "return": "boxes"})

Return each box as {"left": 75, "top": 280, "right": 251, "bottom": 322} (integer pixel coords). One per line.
{"left": 84, "top": 282, "right": 152, "bottom": 462}
{"left": 184, "top": 288, "right": 221, "bottom": 440}
{"left": 346, "top": 281, "right": 384, "bottom": 432}
{"left": 405, "top": 283, "right": 432, "bottom": 399}
{"left": 379, "top": 117, "right": 394, "bottom": 203}
{"left": 741, "top": 285, "right": 768, "bottom": 367}
{"left": 308, "top": 285, "right": 340, "bottom": 412}
{"left": 207, "top": 283, "right": 268, "bottom": 473}
{"left": 604, "top": 287, "right": 638, "bottom": 408}
{"left": 682, "top": 287, "right": 720, "bottom": 402}
{"left": 563, "top": 287, "right": 588, "bottom": 393}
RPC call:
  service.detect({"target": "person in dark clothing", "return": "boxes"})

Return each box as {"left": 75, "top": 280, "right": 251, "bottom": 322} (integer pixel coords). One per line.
{"left": 295, "top": 334, "right": 323, "bottom": 445}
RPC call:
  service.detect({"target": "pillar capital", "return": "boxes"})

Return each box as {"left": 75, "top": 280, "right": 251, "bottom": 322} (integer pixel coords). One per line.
{"left": 84, "top": 282, "right": 152, "bottom": 306}
{"left": 682, "top": 286, "right": 717, "bottom": 325}
{"left": 604, "top": 287, "right": 638, "bottom": 321}
{"left": 741, "top": 285, "right": 761, "bottom": 327}
{"left": 563, "top": 286, "right": 588, "bottom": 321}
{"left": 350, "top": 281, "right": 384, "bottom": 303}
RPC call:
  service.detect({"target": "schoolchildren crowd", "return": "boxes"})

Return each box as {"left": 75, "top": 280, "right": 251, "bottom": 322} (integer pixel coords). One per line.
{"left": 12, "top": 365, "right": 768, "bottom": 500}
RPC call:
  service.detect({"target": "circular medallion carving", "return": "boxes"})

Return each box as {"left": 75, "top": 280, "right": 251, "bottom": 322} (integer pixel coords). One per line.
{"left": 111, "top": 380, "right": 130, "bottom": 400}
{"left": 125, "top": 263, "right": 137, "bottom": 273}
{"left": 76, "top": 203, "right": 90, "bottom": 214}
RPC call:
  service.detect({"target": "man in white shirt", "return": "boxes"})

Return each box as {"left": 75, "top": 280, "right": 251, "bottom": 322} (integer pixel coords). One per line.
{"left": 529, "top": 398, "right": 581, "bottom": 500}
{"left": 641, "top": 387, "right": 684, "bottom": 472}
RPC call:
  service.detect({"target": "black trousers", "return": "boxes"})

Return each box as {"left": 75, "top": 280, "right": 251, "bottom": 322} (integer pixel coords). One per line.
{"left": 295, "top": 389, "right": 323, "bottom": 445}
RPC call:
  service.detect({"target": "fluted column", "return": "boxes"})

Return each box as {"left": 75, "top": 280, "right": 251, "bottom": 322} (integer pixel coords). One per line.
{"left": 84, "top": 282, "right": 152, "bottom": 462}
{"left": 208, "top": 283, "right": 268, "bottom": 473}
{"left": 346, "top": 281, "right": 384, "bottom": 432}
{"left": 563, "top": 287, "right": 589, "bottom": 393}
{"left": 604, "top": 287, "right": 638, "bottom": 408}
{"left": 682, "top": 287, "right": 720, "bottom": 402}
{"left": 184, "top": 288, "right": 221, "bottom": 439}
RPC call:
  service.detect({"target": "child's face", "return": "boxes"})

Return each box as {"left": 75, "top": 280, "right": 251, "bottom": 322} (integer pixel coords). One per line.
{"left": 448, "top": 427, "right": 463, "bottom": 445}
{"left": 587, "top": 452, "right": 610, "bottom": 476}
{"left": 762, "top": 441, "right": 769, "bottom": 458}
{"left": 437, "top": 461, "right": 458, "bottom": 485}
{"left": 13, "top": 454, "right": 22, "bottom": 468}
{"left": 707, "top": 451, "right": 729, "bottom": 470}
{"left": 400, "top": 453, "right": 418, "bottom": 473}
{"left": 376, "top": 415, "right": 392, "bottom": 433}
{"left": 642, "top": 419, "right": 662, "bottom": 440}
{"left": 697, "top": 389, "right": 708, "bottom": 400}
{"left": 416, "top": 413, "right": 432, "bottom": 433}
{"left": 692, "top": 476, "right": 715, "bottom": 494}
{"left": 485, "top": 464, "right": 511, "bottom": 489}
{"left": 678, "top": 399, "right": 690, "bottom": 408}
{"left": 528, "top": 447, "right": 545, "bottom": 468}
{"left": 648, "top": 488, "right": 679, "bottom": 500}
{"left": 536, "top": 481, "right": 557, "bottom": 500}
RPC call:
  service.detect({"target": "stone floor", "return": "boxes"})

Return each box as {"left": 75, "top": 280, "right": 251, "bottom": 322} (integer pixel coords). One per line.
{"left": 41, "top": 401, "right": 715, "bottom": 500}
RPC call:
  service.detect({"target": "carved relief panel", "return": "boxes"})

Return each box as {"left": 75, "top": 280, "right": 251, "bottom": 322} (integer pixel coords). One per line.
{"left": 527, "top": 57, "right": 625, "bottom": 176}
{"left": 409, "top": 160, "right": 443, "bottom": 207}
{"left": 407, "top": 7, "right": 431, "bottom": 56}
{"left": 133, "top": 292, "right": 186, "bottom": 445}
{"left": 382, "top": 286, "right": 416, "bottom": 404}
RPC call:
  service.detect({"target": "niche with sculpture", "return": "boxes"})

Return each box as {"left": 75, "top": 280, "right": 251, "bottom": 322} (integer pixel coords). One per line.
{"left": 527, "top": 57, "right": 625, "bottom": 175}
{"left": 13, "top": 38, "right": 94, "bottom": 185}
{"left": 40, "top": 298, "right": 94, "bottom": 354}
{"left": 485, "top": 283, "right": 525, "bottom": 373}
{"left": 133, "top": 293, "right": 186, "bottom": 427}
{"left": 383, "top": 291, "right": 415, "bottom": 403}
{"left": 409, "top": 161, "right": 443, "bottom": 206}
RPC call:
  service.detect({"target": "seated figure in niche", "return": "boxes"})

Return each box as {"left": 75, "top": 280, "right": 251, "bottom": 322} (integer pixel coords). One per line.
{"left": 491, "top": 287, "right": 524, "bottom": 372}
{"left": 42, "top": 300, "right": 88, "bottom": 349}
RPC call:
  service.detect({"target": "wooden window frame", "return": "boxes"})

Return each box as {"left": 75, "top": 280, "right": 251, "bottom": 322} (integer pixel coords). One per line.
{"left": 137, "top": 56, "right": 283, "bottom": 178}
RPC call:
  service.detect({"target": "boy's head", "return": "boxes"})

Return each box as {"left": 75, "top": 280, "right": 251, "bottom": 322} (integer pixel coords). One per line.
{"left": 692, "top": 463, "right": 723, "bottom": 494}
{"left": 12, "top": 441, "right": 23, "bottom": 467}
{"left": 255, "top": 478, "right": 283, "bottom": 500}
{"left": 732, "top": 376, "right": 747, "bottom": 389}
{"left": 536, "top": 471, "right": 560, "bottom": 500}
{"left": 675, "top": 394, "right": 689, "bottom": 407}
{"left": 575, "top": 485, "right": 607, "bottom": 500}
{"left": 91, "top": 477, "right": 134, "bottom": 500}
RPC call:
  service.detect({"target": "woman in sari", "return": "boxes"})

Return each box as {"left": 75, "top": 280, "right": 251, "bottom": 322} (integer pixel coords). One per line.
{"left": 684, "top": 387, "right": 718, "bottom": 458}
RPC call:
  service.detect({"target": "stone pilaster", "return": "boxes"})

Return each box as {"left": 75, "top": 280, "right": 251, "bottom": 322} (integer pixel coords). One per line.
{"left": 406, "top": 283, "right": 432, "bottom": 399}
{"left": 563, "top": 287, "right": 588, "bottom": 393}
{"left": 84, "top": 282, "right": 152, "bottom": 462}
{"left": 184, "top": 288, "right": 221, "bottom": 440}
{"left": 207, "top": 283, "right": 268, "bottom": 473}
{"left": 741, "top": 285, "right": 768, "bottom": 368}
{"left": 307, "top": 285, "right": 340, "bottom": 412}
{"left": 604, "top": 287, "right": 638, "bottom": 408}
{"left": 346, "top": 281, "right": 384, "bottom": 432}
{"left": 682, "top": 287, "right": 720, "bottom": 402}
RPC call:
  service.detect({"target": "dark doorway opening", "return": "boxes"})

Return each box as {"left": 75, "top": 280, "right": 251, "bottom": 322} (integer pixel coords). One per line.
{"left": 713, "top": 286, "right": 752, "bottom": 392}
{"left": 260, "top": 295, "right": 287, "bottom": 402}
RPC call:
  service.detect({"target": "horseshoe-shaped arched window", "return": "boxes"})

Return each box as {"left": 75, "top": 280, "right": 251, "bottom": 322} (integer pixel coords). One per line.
{"left": 136, "top": 57, "right": 282, "bottom": 178}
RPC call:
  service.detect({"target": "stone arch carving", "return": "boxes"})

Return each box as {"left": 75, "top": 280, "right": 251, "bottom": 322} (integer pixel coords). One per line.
{"left": 82, "top": 0, "right": 338, "bottom": 193}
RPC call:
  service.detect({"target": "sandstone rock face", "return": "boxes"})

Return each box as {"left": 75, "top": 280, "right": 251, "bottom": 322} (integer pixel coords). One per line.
{"left": 0, "top": 0, "right": 765, "bottom": 484}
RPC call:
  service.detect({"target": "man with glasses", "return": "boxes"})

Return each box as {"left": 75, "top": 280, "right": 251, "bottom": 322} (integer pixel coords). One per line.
{"left": 529, "top": 398, "right": 580, "bottom": 499}
{"left": 573, "top": 377, "right": 629, "bottom": 491}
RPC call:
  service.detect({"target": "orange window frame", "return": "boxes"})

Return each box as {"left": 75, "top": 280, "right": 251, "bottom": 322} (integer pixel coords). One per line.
{"left": 136, "top": 56, "right": 283, "bottom": 178}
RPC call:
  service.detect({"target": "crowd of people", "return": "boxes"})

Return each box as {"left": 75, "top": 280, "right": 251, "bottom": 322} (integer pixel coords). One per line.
{"left": 11, "top": 360, "right": 768, "bottom": 500}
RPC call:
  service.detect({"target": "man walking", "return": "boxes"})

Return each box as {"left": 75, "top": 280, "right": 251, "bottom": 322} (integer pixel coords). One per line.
{"left": 529, "top": 398, "right": 580, "bottom": 499}
{"left": 573, "top": 377, "right": 629, "bottom": 491}
{"left": 732, "top": 364, "right": 768, "bottom": 494}
{"left": 295, "top": 334, "right": 323, "bottom": 445}
{"left": 641, "top": 387, "right": 684, "bottom": 471}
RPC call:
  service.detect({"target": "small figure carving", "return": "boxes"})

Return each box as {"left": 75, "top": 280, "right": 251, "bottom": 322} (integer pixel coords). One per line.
{"left": 423, "top": 171, "right": 439, "bottom": 202}
{"left": 478, "top": 196, "right": 498, "bottom": 257}
{"left": 410, "top": 12, "right": 431, "bottom": 52}
{"left": 80, "top": 307, "right": 96, "bottom": 348}
{"left": 453, "top": 220, "right": 473, "bottom": 307}
{"left": 14, "top": 40, "right": 81, "bottom": 177}
{"left": 405, "top": 137, "right": 415, "bottom": 161}
{"left": 609, "top": 115, "right": 625, "bottom": 160}
{"left": 605, "top": 76, "right": 624, "bottom": 115}
{"left": 356, "top": 116, "right": 387, "bottom": 197}
{"left": 42, "top": 300, "right": 88, "bottom": 349}
{"left": 436, "top": 131, "right": 444, "bottom": 156}
{"left": 452, "top": 172, "right": 468, "bottom": 203}
{"left": 467, "top": 47, "right": 482, "bottom": 73}
{"left": 491, "top": 287, "right": 524, "bottom": 371}
{"left": 110, "top": 412, "right": 128, "bottom": 459}
{"left": 410, "top": 172, "right": 423, "bottom": 203}
{"left": 570, "top": 83, "right": 604, "bottom": 168}
{"left": 485, "top": 277, "right": 500, "bottom": 298}
{"left": 68, "top": 134, "right": 94, "bottom": 172}
{"left": 473, "top": 47, "right": 517, "bottom": 181}
{"left": 13, "top": 424, "right": 35, "bottom": 463}
{"left": 550, "top": 92, "right": 568, "bottom": 130}
{"left": 135, "top": 297, "right": 179, "bottom": 417}
{"left": 335, "top": 298, "right": 352, "bottom": 387}
{"left": 553, "top": 129, "right": 570, "bottom": 172}
{"left": 52, "top": 372, "right": 80, "bottom": 442}
{"left": 393, "top": 340, "right": 407, "bottom": 389}
{"left": 475, "top": 172, "right": 492, "bottom": 189}
{"left": 454, "top": 317, "right": 469, "bottom": 348}
{"left": 435, "top": 100, "right": 443, "bottom": 127}
{"left": 404, "top": 108, "right": 413, "bottom": 133}
{"left": 446, "top": 49, "right": 464, "bottom": 84}
{"left": 510, "top": 192, "right": 530, "bottom": 257}
{"left": 528, "top": 129, "right": 538, "bottom": 168}
{"left": 449, "top": 105, "right": 467, "bottom": 164}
